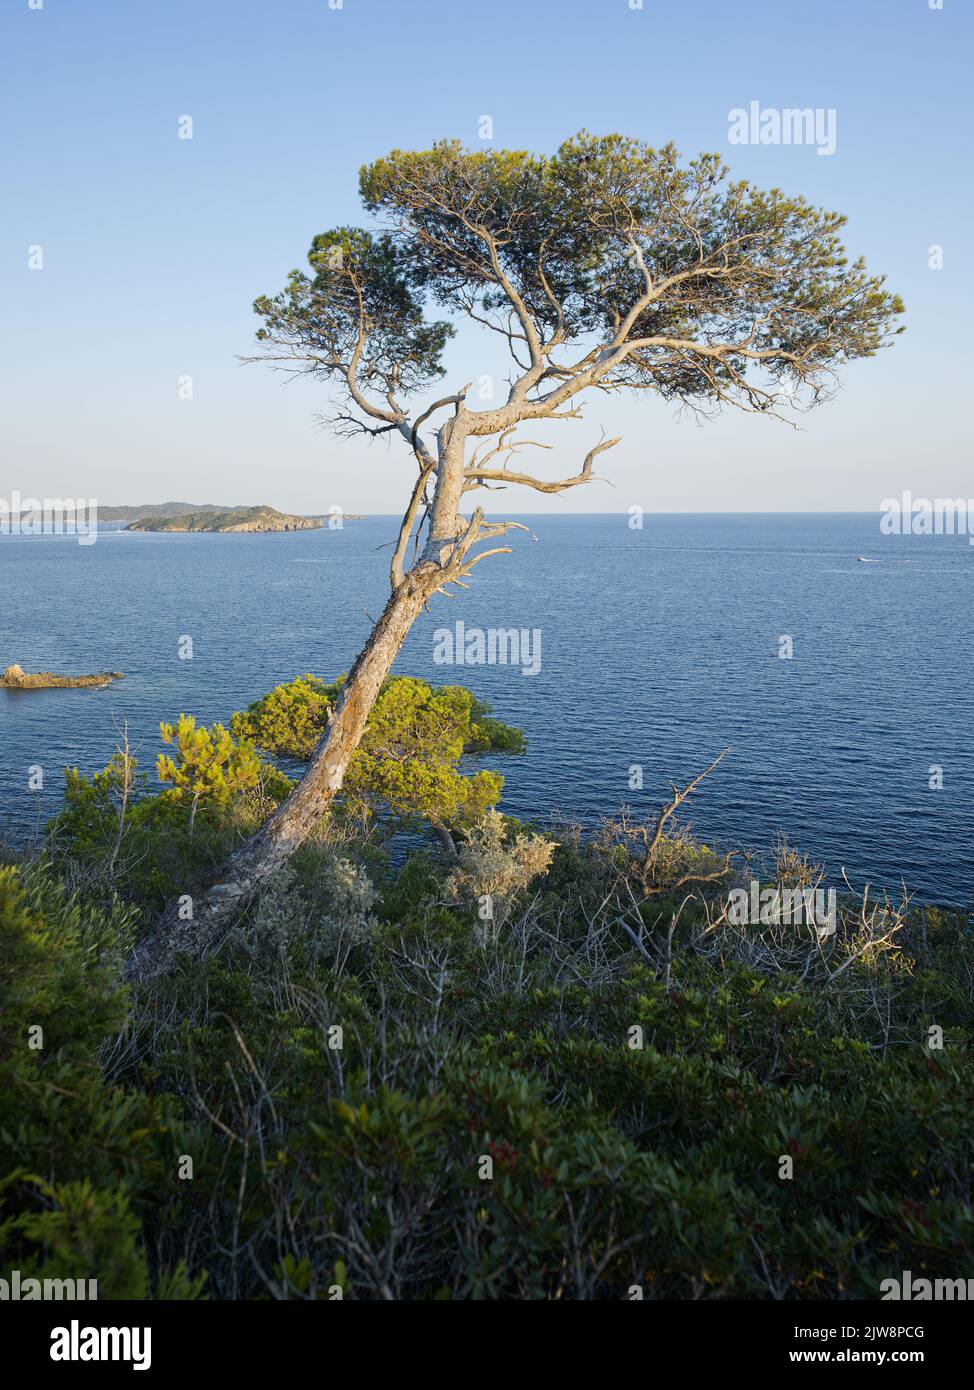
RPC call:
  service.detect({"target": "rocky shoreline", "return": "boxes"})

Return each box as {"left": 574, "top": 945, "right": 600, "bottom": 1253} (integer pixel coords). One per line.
{"left": 1, "top": 663, "right": 124, "bottom": 690}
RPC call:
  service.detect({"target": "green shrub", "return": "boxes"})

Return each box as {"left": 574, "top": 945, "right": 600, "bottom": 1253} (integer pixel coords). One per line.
{"left": 0, "top": 865, "right": 196, "bottom": 1298}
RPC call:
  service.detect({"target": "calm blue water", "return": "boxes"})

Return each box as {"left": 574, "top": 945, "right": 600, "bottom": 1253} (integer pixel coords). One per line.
{"left": 1, "top": 514, "right": 972, "bottom": 904}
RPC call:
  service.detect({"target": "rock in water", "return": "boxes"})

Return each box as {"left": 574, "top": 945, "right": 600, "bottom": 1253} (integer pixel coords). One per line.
{"left": 1, "top": 664, "right": 125, "bottom": 690}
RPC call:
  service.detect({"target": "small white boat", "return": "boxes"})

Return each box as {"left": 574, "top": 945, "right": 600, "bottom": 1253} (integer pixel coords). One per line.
{"left": 857, "top": 556, "right": 879, "bottom": 563}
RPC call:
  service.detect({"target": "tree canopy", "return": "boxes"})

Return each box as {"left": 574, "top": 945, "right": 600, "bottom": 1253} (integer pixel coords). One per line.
{"left": 254, "top": 132, "right": 903, "bottom": 442}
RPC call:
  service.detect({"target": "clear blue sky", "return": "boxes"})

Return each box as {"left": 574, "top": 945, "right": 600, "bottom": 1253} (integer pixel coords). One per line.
{"left": 2, "top": 0, "right": 970, "bottom": 514}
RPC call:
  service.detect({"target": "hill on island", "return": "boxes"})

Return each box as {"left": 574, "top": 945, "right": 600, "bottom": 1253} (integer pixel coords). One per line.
{"left": 127, "top": 505, "right": 323, "bottom": 533}
{"left": 98, "top": 502, "right": 229, "bottom": 521}
{"left": 10, "top": 502, "right": 230, "bottom": 524}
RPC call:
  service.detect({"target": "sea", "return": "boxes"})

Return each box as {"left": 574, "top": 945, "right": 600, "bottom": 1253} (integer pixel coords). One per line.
{"left": 1, "top": 513, "right": 971, "bottom": 905}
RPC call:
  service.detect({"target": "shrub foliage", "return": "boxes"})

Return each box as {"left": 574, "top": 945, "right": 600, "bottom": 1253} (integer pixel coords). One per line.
{"left": 4, "top": 681, "right": 972, "bottom": 1300}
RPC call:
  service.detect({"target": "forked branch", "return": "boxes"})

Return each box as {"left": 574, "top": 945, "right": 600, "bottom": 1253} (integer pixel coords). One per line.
{"left": 465, "top": 434, "right": 621, "bottom": 494}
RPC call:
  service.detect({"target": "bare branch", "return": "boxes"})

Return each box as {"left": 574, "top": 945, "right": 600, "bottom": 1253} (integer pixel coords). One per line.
{"left": 465, "top": 434, "right": 620, "bottom": 494}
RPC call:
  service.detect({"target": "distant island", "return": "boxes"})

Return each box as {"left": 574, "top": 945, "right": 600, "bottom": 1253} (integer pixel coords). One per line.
{"left": 128, "top": 506, "right": 324, "bottom": 534}
{"left": 10, "top": 501, "right": 366, "bottom": 527}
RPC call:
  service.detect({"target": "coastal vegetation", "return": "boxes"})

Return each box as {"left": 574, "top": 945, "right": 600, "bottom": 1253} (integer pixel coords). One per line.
{"left": 2, "top": 673, "right": 970, "bottom": 1299}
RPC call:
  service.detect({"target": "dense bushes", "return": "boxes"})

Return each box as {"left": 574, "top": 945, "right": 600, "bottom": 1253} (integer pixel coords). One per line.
{"left": 2, "top": 682, "right": 972, "bottom": 1299}
{"left": 0, "top": 865, "right": 199, "bottom": 1297}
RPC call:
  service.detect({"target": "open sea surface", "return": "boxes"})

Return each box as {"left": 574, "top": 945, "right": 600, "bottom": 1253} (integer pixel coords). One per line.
{"left": 2, "top": 513, "right": 971, "bottom": 904}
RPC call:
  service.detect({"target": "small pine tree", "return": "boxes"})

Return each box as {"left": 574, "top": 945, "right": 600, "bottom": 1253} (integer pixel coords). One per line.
{"left": 157, "top": 715, "right": 261, "bottom": 835}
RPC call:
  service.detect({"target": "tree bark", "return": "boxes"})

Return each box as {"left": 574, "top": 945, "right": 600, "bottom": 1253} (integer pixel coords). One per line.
{"left": 126, "top": 562, "right": 442, "bottom": 981}
{"left": 430, "top": 817, "right": 459, "bottom": 859}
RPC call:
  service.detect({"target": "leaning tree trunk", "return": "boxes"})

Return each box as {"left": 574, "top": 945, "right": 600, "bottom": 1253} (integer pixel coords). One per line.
{"left": 126, "top": 563, "right": 441, "bottom": 981}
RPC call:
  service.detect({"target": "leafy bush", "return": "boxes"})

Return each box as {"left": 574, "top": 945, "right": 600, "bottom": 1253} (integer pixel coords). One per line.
{"left": 443, "top": 809, "right": 555, "bottom": 934}
{"left": 230, "top": 673, "right": 338, "bottom": 760}
{"left": 231, "top": 674, "right": 523, "bottom": 847}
